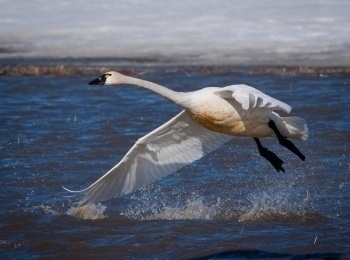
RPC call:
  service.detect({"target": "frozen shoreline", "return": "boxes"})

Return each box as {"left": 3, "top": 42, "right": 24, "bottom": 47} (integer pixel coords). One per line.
{"left": 1, "top": 59, "right": 350, "bottom": 76}
{"left": 1, "top": 1, "right": 349, "bottom": 67}
{"left": 1, "top": 48, "right": 350, "bottom": 67}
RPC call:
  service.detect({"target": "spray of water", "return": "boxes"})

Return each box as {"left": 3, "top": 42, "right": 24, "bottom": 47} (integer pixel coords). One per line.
{"left": 237, "top": 189, "right": 326, "bottom": 223}
{"left": 119, "top": 182, "right": 326, "bottom": 223}
{"left": 66, "top": 203, "right": 107, "bottom": 220}
{"left": 148, "top": 195, "right": 220, "bottom": 220}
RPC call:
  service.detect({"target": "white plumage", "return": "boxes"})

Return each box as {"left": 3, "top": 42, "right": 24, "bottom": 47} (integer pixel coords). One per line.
{"left": 65, "top": 71, "right": 308, "bottom": 205}
{"left": 65, "top": 111, "right": 232, "bottom": 205}
{"left": 218, "top": 84, "right": 292, "bottom": 113}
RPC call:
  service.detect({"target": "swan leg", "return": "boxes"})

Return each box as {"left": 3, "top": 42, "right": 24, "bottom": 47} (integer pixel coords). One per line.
{"left": 268, "top": 120, "right": 306, "bottom": 161}
{"left": 254, "top": 138, "right": 285, "bottom": 172}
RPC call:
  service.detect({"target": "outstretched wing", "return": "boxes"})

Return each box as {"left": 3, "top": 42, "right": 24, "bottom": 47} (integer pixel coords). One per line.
{"left": 215, "top": 84, "right": 292, "bottom": 113}
{"left": 65, "top": 110, "right": 232, "bottom": 205}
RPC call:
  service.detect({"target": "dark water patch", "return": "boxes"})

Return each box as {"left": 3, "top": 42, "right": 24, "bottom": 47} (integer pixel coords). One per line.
{"left": 193, "top": 250, "right": 343, "bottom": 259}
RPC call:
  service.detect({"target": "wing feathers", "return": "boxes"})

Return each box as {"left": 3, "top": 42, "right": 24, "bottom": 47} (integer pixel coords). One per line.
{"left": 71, "top": 110, "right": 232, "bottom": 205}
{"left": 217, "top": 84, "right": 292, "bottom": 113}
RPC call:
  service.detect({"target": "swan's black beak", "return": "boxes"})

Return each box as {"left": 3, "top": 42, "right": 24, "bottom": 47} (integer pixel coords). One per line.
{"left": 88, "top": 77, "right": 105, "bottom": 85}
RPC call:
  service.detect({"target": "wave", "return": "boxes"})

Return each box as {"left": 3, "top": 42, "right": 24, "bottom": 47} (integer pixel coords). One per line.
{"left": 34, "top": 184, "right": 329, "bottom": 223}
{"left": 33, "top": 195, "right": 328, "bottom": 224}
{"left": 237, "top": 208, "right": 327, "bottom": 223}
{"left": 66, "top": 203, "right": 107, "bottom": 220}
{"left": 118, "top": 193, "right": 329, "bottom": 223}
{"left": 121, "top": 195, "right": 220, "bottom": 220}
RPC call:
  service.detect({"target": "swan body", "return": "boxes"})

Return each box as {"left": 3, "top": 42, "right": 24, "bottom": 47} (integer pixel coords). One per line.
{"left": 65, "top": 71, "right": 308, "bottom": 205}
{"left": 185, "top": 86, "right": 306, "bottom": 140}
{"left": 186, "top": 87, "right": 280, "bottom": 138}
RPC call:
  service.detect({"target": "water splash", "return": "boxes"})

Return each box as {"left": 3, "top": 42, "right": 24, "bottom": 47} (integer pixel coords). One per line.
{"left": 34, "top": 204, "right": 60, "bottom": 215}
{"left": 151, "top": 195, "right": 221, "bottom": 220}
{"left": 122, "top": 194, "right": 221, "bottom": 220}
{"left": 118, "top": 182, "right": 328, "bottom": 223}
{"left": 238, "top": 190, "right": 326, "bottom": 223}
{"left": 66, "top": 203, "right": 107, "bottom": 220}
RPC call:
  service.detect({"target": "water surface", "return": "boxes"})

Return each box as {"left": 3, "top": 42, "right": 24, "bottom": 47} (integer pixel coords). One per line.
{"left": 1, "top": 67, "right": 349, "bottom": 258}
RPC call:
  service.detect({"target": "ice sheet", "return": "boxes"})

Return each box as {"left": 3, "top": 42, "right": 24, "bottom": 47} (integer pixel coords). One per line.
{"left": 0, "top": 0, "right": 349, "bottom": 65}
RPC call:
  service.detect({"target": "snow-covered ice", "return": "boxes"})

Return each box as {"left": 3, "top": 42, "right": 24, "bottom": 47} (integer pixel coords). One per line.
{"left": 1, "top": 0, "right": 349, "bottom": 65}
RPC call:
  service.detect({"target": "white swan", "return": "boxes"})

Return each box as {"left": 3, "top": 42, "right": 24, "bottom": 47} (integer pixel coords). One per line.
{"left": 65, "top": 71, "right": 308, "bottom": 205}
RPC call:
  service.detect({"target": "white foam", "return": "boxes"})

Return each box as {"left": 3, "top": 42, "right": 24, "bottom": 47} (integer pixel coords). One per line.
{"left": 36, "top": 204, "right": 60, "bottom": 215}
{"left": 66, "top": 203, "right": 107, "bottom": 220}
{"left": 121, "top": 194, "right": 221, "bottom": 220}
{"left": 151, "top": 196, "right": 220, "bottom": 220}
{"left": 238, "top": 189, "right": 311, "bottom": 222}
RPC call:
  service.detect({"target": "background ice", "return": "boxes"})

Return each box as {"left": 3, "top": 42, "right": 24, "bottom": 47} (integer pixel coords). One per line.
{"left": 0, "top": 0, "right": 349, "bottom": 65}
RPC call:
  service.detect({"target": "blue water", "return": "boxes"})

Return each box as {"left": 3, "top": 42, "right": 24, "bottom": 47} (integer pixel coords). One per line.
{"left": 1, "top": 67, "right": 349, "bottom": 258}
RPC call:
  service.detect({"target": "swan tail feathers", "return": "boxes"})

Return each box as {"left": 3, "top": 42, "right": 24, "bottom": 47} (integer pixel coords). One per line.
{"left": 280, "top": 116, "right": 309, "bottom": 141}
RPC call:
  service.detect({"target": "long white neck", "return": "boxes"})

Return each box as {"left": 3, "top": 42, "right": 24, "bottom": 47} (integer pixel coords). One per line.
{"left": 121, "top": 75, "right": 190, "bottom": 107}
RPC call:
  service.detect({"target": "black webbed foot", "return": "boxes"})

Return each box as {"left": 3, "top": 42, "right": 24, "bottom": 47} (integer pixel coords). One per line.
{"left": 268, "top": 120, "right": 306, "bottom": 161}
{"left": 254, "top": 138, "right": 285, "bottom": 172}
{"left": 277, "top": 137, "right": 305, "bottom": 161}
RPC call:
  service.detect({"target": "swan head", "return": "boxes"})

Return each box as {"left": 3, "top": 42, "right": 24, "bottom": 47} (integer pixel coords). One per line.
{"left": 88, "top": 71, "right": 126, "bottom": 85}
